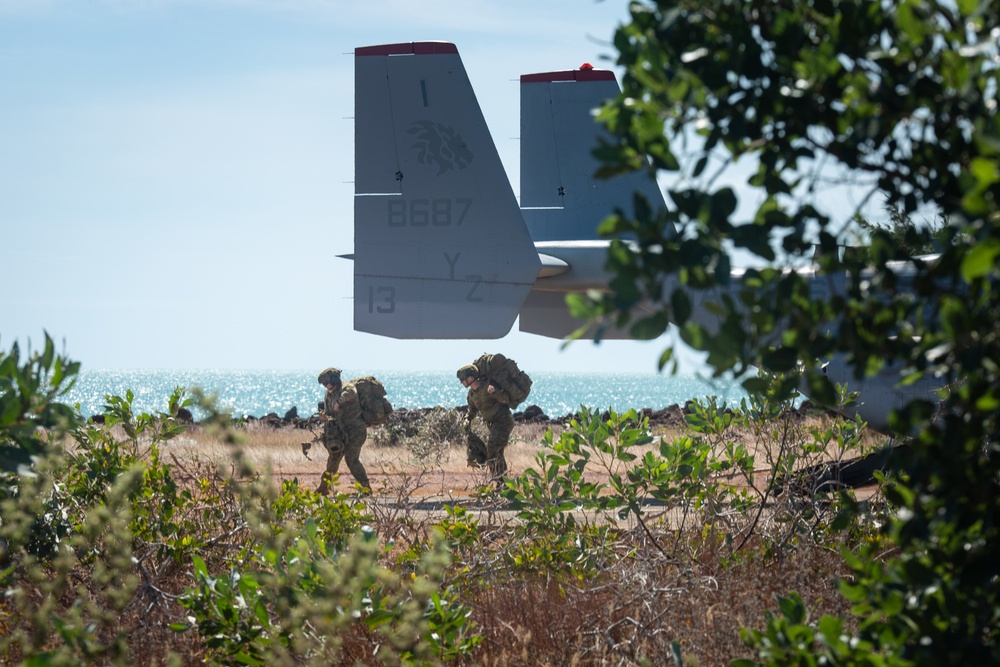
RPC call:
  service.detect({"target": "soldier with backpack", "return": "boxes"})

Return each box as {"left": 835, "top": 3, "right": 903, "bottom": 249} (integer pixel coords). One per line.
{"left": 314, "top": 367, "right": 392, "bottom": 495}
{"left": 457, "top": 354, "right": 531, "bottom": 487}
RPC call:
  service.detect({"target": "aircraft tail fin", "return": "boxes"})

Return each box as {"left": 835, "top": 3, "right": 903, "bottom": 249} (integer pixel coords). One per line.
{"left": 519, "top": 67, "right": 670, "bottom": 243}
{"left": 353, "top": 42, "right": 540, "bottom": 339}
{"left": 516, "top": 66, "right": 671, "bottom": 338}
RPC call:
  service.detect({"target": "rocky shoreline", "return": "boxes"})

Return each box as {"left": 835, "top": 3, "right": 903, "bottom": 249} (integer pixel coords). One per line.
{"left": 218, "top": 400, "right": 822, "bottom": 431}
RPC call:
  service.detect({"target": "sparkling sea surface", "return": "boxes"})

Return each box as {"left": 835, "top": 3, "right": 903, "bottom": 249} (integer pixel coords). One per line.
{"left": 63, "top": 369, "right": 749, "bottom": 420}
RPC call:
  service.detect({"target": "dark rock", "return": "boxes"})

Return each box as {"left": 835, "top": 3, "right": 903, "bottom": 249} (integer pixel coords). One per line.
{"left": 516, "top": 404, "right": 548, "bottom": 422}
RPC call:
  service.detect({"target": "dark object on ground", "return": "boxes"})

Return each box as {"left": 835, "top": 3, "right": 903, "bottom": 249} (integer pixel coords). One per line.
{"left": 774, "top": 444, "right": 906, "bottom": 495}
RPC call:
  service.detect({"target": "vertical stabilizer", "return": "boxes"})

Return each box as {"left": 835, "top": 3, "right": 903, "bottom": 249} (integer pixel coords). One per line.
{"left": 354, "top": 42, "right": 540, "bottom": 339}
{"left": 519, "top": 68, "right": 669, "bottom": 242}
{"left": 517, "top": 67, "right": 671, "bottom": 338}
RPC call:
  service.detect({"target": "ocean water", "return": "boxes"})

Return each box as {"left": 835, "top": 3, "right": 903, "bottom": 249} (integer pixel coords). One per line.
{"left": 62, "top": 368, "right": 749, "bottom": 420}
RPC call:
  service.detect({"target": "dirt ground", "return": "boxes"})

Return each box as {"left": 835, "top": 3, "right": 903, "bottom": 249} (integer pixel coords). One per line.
{"left": 171, "top": 421, "right": 546, "bottom": 502}
{"left": 255, "top": 440, "right": 539, "bottom": 502}
{"left": 171, "top": 408, "right": 886, "bottom": 507}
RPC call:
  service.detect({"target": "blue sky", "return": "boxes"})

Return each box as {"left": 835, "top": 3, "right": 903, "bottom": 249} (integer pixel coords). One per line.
{"left": 1, "top": 1, "right": 890, "bottom": 375}
{"left": 4, "top": 0, "right": 720, "bottom": 374}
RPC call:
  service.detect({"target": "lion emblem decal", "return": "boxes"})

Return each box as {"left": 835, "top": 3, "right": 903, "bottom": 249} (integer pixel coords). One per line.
{"left": 407, "top": 121, "right": 473, "bottom": 175}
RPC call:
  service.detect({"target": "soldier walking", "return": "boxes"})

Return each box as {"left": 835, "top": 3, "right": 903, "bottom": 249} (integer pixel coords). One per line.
{"left": 457, "top": 362, "right": 514, "bottom": 487}
{"left": 315, "top": 367, "right": 371, "bottom": 495}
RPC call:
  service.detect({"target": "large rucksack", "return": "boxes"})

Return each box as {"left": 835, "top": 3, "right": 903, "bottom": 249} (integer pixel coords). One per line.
{"left": 349, "top": 376, "right": 394, "bottom": 426}
{"left": 473, "top": 353, "right": 532, "bottom": 408}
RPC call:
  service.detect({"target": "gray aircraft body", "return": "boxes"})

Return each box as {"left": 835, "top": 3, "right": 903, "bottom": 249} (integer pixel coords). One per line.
{"left": 349, "top": 41, "right": 944, "bottom": 431}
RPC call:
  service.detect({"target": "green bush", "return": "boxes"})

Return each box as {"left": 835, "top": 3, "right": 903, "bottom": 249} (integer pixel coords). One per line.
{"left": 0, "top": 333, "right": 80, "bottom": 472}
{"left": 175, "top": 525, "right": 481, "bottom": 666}
{"left": 504, "top": 380, "right": 870, "bottom": 574}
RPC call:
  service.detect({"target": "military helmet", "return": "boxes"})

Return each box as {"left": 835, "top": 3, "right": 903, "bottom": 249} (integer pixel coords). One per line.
{"left": 318, "top": 367, "right": 342, "bottom": 386}
{"left": 456, "top": 364, "right": 478, "bottom": 381}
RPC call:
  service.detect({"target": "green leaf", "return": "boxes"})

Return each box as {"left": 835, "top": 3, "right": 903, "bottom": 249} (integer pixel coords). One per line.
{"left": 365, "top": 609, "right": 396, "bottom": 628}
{"left": 802, "top": 370, "right": 837, "bottom": 407}
{"left": 817, "top": 614, "right": 843, "bottom": 642}
{"left": 970, "top": 156, "right": 1000, "bottom": 186}
{"left": 191, "top": 554, "right": 208, "bottom": 577}
{"left": 761, "top": 347, "right": 799, "bottom": 372}
{"left": 960, "top": 239, "right": 1000, "bottom": 281}
{"left": 709, "top": 187, "right": 738, "bottom": 223}
{"left": 741, "top": 376, "right": 769, "bottom": 396}
{"left": 630, "top": 312, "right": 669, "bottom": 339}
{"left": 776, "top": 593, "right": 806, "bottom": 624}
{"left": 657, "top": 347, "right": 675, "bottom": 371}
{"left": 895, "top": 0, "right": 926, "bottom": 42}
{"left": 233, "top": 651, "right": 266, "bottom": 666}
{"left": 671, "top": 288, "right": 692, "bottom": 324}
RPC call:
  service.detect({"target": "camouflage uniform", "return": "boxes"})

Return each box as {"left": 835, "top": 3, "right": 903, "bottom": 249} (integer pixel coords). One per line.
{"left": 464, "top": 378, "right": 514, "bottom": 482}
{"left": 316, "top": 370, "right": 370, "bottom": 494}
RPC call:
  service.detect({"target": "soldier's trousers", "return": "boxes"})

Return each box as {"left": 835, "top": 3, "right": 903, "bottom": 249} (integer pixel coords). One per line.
{"left": 467, "top": 411, "right": 513, "bottom": 481}
{"left": 318, "top": 422, "right": 369, "bottom": 493}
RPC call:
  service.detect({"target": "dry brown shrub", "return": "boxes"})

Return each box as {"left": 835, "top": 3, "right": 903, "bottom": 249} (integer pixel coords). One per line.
{"left": 448, "top": 538, "right": 852, "bottom": 667}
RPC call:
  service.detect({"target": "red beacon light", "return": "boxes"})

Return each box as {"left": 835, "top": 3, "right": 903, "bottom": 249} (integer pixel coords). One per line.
{"left": 579, "top": 62, "right": 594, "bottom": 70}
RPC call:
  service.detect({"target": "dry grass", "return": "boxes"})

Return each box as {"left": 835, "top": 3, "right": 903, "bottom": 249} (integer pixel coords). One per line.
{"left": 460, "top": 543, "right": 851, "bottom": 667}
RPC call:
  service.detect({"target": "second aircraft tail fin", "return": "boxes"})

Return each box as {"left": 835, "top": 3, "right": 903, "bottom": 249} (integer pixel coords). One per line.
{"left": 516, "top": 65, "right": 672, "bottom": 338}
{"left": 519, "top": 66, "right": 670, "bottom": 243}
